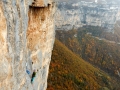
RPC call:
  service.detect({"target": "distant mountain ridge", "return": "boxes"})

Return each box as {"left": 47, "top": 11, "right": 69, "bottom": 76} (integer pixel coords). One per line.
{"left": 57, "top": 0, "right": 120, "bottom": 4}
{"left": 55, "top": 0, "right": 120, "bottom": 32}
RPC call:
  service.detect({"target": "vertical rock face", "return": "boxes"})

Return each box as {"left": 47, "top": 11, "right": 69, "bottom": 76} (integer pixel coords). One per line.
{"left": 0, "top": 2, "right": 9, "bottom": 83}
{"left": 0, "top": 0, "right": 55, "bottom": 90}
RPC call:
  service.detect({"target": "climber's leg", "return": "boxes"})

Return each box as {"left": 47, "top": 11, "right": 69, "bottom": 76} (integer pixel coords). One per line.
{"left": 31, "top": 77, "right": 35, "bottom": 84}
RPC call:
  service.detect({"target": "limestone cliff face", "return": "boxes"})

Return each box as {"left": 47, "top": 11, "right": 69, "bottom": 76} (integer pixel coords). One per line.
{"left": 55, "top": 1, "right": 120, "bottom": 32}
{"left": 0, "top": 0, "right": 55, "bottom": 90}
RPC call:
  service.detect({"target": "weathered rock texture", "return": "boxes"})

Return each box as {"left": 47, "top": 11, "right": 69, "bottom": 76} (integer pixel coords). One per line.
{"left": 0, "top": 0, "right": 55, "bottom": 90}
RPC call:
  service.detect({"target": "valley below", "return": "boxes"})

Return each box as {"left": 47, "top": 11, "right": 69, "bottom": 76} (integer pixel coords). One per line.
{"left": 47, "top": 0, "right": 120, "bottom": 90}
{"left": 47, "top": 26, "right": 120, "bottom": 90}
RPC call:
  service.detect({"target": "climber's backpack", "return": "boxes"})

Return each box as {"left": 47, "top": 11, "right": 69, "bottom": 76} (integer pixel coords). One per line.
{"left": 26, "top": 70, "right": 30, "bottom": 74}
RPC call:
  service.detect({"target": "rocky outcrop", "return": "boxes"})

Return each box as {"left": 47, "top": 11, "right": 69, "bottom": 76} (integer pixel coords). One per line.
{"left": 0, "top": 0, "right": 55, "bottom": 90}
{"left": 55, "top": 1, "right": 120, "bottom": 32}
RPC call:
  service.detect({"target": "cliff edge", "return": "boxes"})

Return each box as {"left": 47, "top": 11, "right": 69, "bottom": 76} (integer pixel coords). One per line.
{"left": 0, "top": 0, "right": 55, "bottom": 90}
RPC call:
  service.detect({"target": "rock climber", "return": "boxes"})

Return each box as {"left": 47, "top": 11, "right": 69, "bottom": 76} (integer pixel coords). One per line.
{"left": 31, "top": 70, "right": 37, "bottom": 84}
